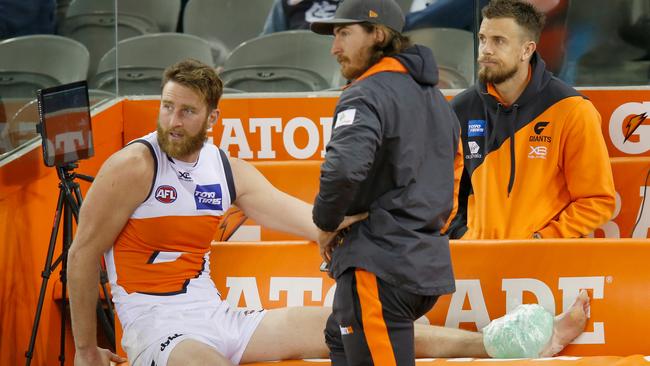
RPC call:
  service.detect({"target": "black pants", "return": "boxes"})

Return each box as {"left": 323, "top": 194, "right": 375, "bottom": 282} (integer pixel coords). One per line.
{"left": 325, "top": 268, "right": 438, "bottom": 366}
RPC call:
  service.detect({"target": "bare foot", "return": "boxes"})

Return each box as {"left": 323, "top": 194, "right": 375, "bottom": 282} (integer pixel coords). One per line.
{"left": 539, "top": 290, "right": 590, "bottom": 357}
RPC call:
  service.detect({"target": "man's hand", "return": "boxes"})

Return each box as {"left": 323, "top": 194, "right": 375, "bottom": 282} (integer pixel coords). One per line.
{"left": 317, "top": 212, "right": 368, "bottom": 264}
{"left": 74, "top": 347, "right": 126, "bottom": 366}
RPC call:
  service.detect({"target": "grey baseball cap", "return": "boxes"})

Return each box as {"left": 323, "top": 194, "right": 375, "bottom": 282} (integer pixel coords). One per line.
{"left": 310, "top": 0, "right": 405, "bottom": 35}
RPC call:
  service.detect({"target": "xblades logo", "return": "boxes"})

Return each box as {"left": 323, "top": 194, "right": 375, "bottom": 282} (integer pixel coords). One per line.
{"left": 178, "top": 171, "right": 192, "bottom": 181}
{"left": 534, "top": 121, "right": 549, "bottom": 135}
{"left": 624, "top": 113, "right": 648, "bottom": 143}
{"left": 528, "top": 145, "right": 547, "bottom": 159}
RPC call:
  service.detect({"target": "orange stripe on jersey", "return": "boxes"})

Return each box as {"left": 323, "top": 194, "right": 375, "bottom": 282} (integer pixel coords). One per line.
{"left": 114, "top": 215, "right": 221, "bottom": 295}
{"left": 355, "top": 269, "right": 397, "bottom": 366}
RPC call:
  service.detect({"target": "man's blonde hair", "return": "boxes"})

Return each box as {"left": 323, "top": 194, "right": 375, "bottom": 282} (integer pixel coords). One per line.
{"left": 162, "top": 59, "right": 223, "bottom": 111}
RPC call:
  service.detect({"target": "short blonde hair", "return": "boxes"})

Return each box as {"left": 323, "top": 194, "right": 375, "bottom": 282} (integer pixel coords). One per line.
{"left": 162, "top": 59, "right": 223, "bottom": 110}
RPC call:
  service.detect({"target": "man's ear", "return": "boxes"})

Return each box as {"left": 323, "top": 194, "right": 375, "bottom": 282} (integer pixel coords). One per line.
{"left": 522, "top": 40, "right": 537, "bottom": 61}
{"left": 374, "top": 26, "right": 386, "bottom": 44}
{"left": 208, "top": 109, "right": 220, "bottom": 127}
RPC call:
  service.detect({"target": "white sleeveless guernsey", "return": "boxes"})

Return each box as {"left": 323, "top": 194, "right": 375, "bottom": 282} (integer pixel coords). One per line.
{"left": 104, "top": 131, "right": 235, "bottom": 327}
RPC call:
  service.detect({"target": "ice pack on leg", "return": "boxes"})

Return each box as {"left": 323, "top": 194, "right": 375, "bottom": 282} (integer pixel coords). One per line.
{"left": 482, "top": 304, "right": 553, "bottom": 358}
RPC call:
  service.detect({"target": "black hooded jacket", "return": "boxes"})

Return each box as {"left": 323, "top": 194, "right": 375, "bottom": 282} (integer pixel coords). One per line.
{"left": 313, "top": 45, "right": 457, "bottom": 295}
{"left": 447, "top": 52, "right": 615, "bottom": 239}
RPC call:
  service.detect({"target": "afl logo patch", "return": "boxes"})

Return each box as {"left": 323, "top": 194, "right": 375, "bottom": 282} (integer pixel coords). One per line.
{"left": 155, "top": 185, "right": 177, "bottom": 203}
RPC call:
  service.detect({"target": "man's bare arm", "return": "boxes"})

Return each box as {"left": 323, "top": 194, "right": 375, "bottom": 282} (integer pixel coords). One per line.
{"left": 67, "top": 143, "right": 153, "bottom": 365}
{"left": 229, "top": 158, "right": 367, "bottom": 251}
{"left": 229, "top": 157, "right": 318, "bottom": 241}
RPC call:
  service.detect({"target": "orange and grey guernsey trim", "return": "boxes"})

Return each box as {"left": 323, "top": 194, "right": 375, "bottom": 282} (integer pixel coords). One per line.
{"left": 113, "top": 215, "right": 219, "bottom": 295}
{"left": 355, "top": 269, "right": 397, "bottom": 366}
{"left": 105, "top": 131, "right": 235, "bottom": 302}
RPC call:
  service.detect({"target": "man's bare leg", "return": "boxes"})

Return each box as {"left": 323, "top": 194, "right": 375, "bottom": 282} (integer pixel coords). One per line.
{"left": 240, "top": 290, "right": 590, "bottom": 363}
{"left": 414, "top": 324, "right": 488, "bottom": 358}
{"left": 240, "top": 307, "right": 487, "bottom": 362}
{"left": 540, "top": 289, "right": 590, "bottom": 357}
{"left": 241, "top": 307, "right": 330, "bottom": 363}
{"left": 168, "top": 339, "right": 234, "bottom": 366}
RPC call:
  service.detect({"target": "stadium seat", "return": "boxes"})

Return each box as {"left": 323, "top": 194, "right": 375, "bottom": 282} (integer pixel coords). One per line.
{"left": 405, "top": 27, "right": 475, "bottom": 88}
{"left": 438, "top": 66, "right": 472, "bottom": 89}
{"left": 0, "top": 35, "right": 89, "bottom": 98}
{"left": 66, "top": 0, "right": 181, "bottom": 32}
{"left": 220, "top": 66, "right": 331, "bottom": 93}
{"left": 60, "top": 1, "right": 160, "bottom": 78}
{"left": 92, "top": 33, "right": 213, "bottom": 95}
{"left": 120, "top": 0, "right": 181, "bottom": 32}
{"left": 222, "top": 30, "right": 343, "bottom": 91}
{"left": 183, "top": 0, "right": 275, "bottom": 64}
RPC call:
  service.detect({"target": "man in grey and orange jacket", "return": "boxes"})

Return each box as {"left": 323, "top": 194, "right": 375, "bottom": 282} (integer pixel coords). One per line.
{"left": 447, "top": 0, "right": 615, "bottom": 240}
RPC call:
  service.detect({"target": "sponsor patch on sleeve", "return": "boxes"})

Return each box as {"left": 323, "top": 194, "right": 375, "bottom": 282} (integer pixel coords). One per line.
{"left": 335, "top": 109, "right": 356, "bottom": 129}
{"left": 194, "top": 184, "right": 223, "bottom": 211}
{"left": 468, "top": 119, "right": 486, "bottom": 137}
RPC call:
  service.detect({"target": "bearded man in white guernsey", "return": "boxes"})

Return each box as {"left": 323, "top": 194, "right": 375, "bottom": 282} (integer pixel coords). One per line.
{"left": 67, "top": 59, "right": 590, "bottom": 366}
{"left": 67, "top": 58, "right": 356, "bottom": 366}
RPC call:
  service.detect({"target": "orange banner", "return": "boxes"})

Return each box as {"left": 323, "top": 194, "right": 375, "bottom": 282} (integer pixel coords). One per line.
{"left": 595, "top": 157, "right": 650, "bottom": 238}
{"left": 581, "top": 90, "right": 650, "bottom": 158}
{"left": 210, "top": 239, "right": 650, "bottom": 357}
{"left": 122, "top": 97, "right": 339, "bottom": 160}
{"left": 121, "top": 90, "right": 650, "bottom": 161}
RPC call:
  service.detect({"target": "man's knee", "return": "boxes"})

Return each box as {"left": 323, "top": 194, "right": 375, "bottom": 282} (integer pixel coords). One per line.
{"left": 167, "top": 339, "right": 233, "bottom": 366}
{"left": 325, "top": 312, "right": 344, "bottom": 354}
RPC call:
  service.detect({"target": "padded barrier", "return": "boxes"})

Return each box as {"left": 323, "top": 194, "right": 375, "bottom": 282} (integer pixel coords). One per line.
{"left": 219, "top": 158, "right": 650, "bottom": 241}
{"left": 113, "top": 239, "right": 650, "bottom": 365}
{"left": 208, "top": 239, "right": 650, "bottom": 357}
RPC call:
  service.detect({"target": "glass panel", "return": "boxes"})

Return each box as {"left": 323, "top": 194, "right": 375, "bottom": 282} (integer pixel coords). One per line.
{"left": 103, "top": 0, "right": 650, "bottom": 98}
{"left": 467, "top": 0, "right": 650, "bottom": 87}
{"left": 0, "top": 0, "right": 117, "bottom": 160}
{"left": 562, "top": 0, "right": 650, "bottom": 86}
{"left": 405, "top": 0, "right": 481, "bottom": 88}
{"left": 115, "top": 0, "right": 189, "bottom": 96}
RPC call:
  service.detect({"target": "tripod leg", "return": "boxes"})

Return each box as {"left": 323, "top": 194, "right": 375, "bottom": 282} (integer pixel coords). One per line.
{"left": 58, "top": 199, "right": 73, "bottom": 366}
{"left": 25, "top": 187, "right": 65, "bottom": 366}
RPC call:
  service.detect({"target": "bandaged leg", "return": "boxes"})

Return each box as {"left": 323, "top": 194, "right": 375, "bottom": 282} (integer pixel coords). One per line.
{"left": 482, "top": 304, "right": 554, "bottom": 358}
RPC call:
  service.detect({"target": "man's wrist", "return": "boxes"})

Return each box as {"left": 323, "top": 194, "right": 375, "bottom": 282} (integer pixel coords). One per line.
{"left": 74, "top": 343, "right": 98, "bottom": 352}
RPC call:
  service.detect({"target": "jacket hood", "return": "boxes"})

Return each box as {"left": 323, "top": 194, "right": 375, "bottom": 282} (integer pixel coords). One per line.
{"left": 393, "top": 44, "right": 439, "bottom": 86}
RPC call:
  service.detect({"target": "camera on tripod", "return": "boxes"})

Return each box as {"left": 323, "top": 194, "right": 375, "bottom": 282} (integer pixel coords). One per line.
{"left": 36, "top": 80, "right": 94, "bottom": 167}
{"left": 26, "top": 81, "right": 114, "bottom": 366}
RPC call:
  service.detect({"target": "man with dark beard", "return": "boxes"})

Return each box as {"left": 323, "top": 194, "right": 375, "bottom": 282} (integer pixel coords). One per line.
{"left": 447, "top": 0, "right": 615, "bottom": 240}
